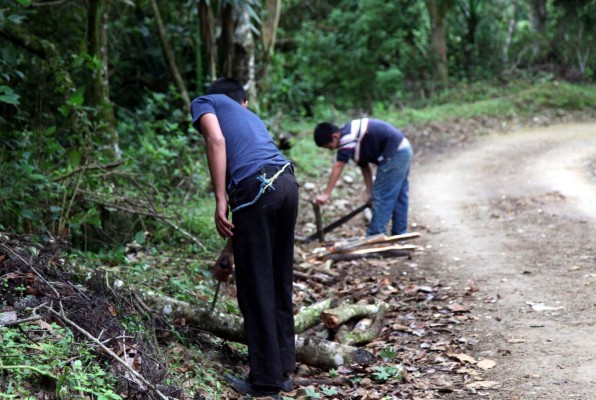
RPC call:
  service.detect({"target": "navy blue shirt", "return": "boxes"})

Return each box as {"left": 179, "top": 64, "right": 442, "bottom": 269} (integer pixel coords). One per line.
{"left": 190, "top": 94, "right": 288, "bottom": 188}
{"left": 337, "top": 118, "right": 404, "bottom": 166}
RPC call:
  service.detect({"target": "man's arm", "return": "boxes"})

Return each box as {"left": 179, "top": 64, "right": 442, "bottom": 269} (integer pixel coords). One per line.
{"left": 314, "top": 160, "right": 346, "bottom": 205}
{"left": 360, "top": 164, "right": 373, "bottom": 204}
{"left": 199, "top": 113, "right": 234, "bottom": 238}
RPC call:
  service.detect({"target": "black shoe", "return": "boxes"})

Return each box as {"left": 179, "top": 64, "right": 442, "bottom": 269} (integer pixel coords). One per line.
{"left": 225, "top": 375, "right": 280, "bottom": 399}
{"left": 280, "top": 373, "right": 293, "bottom": 392}
{"left": 281, "top": 377, "right": 293, "bottom": 392}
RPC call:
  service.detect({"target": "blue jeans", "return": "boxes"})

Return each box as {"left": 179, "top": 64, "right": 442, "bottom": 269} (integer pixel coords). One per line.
{"left": 366, "top": 140, "right": 413, "bottom": 236}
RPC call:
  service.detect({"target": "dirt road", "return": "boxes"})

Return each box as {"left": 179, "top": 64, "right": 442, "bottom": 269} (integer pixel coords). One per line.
{"left": 411, "top": 123, "right": 596, "bottom": 399}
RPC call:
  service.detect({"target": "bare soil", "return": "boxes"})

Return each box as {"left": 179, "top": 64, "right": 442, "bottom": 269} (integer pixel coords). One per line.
{"left": 289, "top": 116, "right": 596, "bottom": 400}
{"left": 410, "top": 122, "right": 596, "bottom": 399}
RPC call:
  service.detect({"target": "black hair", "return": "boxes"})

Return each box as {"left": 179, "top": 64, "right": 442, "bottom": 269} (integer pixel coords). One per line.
{"left": 206, "top": 77, "right": 247, "bottom": 104}
{"left": 314, "top": 122, "right": 339, "bottom": 147}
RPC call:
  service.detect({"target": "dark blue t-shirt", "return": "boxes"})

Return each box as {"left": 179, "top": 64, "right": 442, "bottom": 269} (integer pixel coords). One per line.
{"left": 190, "top": 94, "right": 288, "bottom": 188}
{"left": 337, "top": 118, "right": 404, "bottom": 166}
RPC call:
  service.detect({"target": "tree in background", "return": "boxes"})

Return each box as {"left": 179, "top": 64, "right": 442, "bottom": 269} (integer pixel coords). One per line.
{"left": 1, "top": 0, "right": 595, "bottom": 243}
{"left": 85, "top": 0, "right": 119, "bottom": 160}
{"left": 424, "top": 0, "right": 453, "bottom": 88}
{"left": 552, "top": 0, "right": 595, "bottom": 80}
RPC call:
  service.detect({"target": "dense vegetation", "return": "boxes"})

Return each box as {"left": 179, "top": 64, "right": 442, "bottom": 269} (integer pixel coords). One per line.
{"left": 1, "top": 1, "right": 595, "bottom": 397}
{"left": 1, "top": 0, "right": 595, "bottom": 248}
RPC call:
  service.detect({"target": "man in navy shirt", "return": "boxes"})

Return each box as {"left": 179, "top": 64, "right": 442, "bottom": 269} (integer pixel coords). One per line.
{"left": 191, "top": 78, "right": 298, "bottom": 399}
{"left": 313, "top": 118, "right": 412, "bottom": 236}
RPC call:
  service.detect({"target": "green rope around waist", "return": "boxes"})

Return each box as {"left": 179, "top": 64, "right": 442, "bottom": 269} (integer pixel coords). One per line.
{"left": 230, "top": 162, "right": 292, "bottom": 213}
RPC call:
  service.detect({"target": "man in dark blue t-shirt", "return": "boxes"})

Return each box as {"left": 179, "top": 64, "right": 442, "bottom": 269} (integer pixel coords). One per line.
{"left": 191, "top": 78, "right": 298, "bottom": 399}
{"left": 313, "top": 118, "right": 412, "bottom": 236}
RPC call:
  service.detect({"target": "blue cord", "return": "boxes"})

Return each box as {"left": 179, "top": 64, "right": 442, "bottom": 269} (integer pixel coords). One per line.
{"left": 230, "top": 163, "right": 291, "bottom": 213}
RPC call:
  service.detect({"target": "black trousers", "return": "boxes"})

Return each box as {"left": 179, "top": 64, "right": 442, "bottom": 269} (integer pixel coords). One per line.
{"left": 229, "top": 166, "right": 299, "bottom": 388}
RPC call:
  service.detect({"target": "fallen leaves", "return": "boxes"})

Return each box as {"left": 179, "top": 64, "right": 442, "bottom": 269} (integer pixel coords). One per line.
{"left": 465, "top": 380, "right": 501, "bottom": 390}
{"left": 477, "top": 359, "right": 497, "bottom": 370}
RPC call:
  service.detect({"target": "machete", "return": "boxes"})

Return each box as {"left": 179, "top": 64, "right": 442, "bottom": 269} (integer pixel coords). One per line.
{"left": 209, "top": 257, "right": 229, "bottom": 313}
{"left": 303, "top": 203, "right": 370, "bottom": 242}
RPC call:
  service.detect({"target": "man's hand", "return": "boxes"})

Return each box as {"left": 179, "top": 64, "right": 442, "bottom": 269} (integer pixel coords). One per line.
{"left": 314, "top": 161, "right": 345, "bottom": 206}
{"left": 214, "top": 199, "right": 234, "bottom": 239}
{"left": 313, "top": 192, "right": 330, "bottom": 205}
{"left": 214, "top": 250, "right": 234, "bottom": 282}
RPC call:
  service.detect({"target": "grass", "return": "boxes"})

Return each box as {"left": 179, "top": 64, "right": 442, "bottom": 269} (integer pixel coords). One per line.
{"left": 283, "top": 81, "right": 596, "bottom": 140}
{"left": 0, "top": 323, "right": 122, "bottom": 398}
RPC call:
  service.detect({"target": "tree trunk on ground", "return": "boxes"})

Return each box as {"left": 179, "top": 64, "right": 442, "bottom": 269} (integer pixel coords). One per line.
{"left": 335, "top": 302, "right": 387, "bottom": 346}
{"left": 294, "top": 298, "right": 334, "bottom": 333}
{"left": 295, "top": 336, "right": 376, "bottom": 369}
{"left": 149, "top": 0, "right": 190, "bottom": 110}
{"left": 137, "top": 289, "right": 375, "bottom": 369}
{"left": 321, "top": 303, "right": 383, "bottom": 329}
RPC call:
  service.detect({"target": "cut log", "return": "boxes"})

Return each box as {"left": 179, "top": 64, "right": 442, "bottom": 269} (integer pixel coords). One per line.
{"left": 333, "top": 232, "right": 419, "bottom": 252}
{"left": 310, "top": 232, "right": 421, "bottom": 260}
{"left": 294, "top": 298, "right": 334, "bottom": 333}
{"left": 138, "top": 290, "right": 374, "bottom": 369}
{"left": 140, "top": 289, "right": 247, "bottom": 342}
{"left": 320, "top": 303, "right": 381, "bottom": 329}
{"left": 335, "top": 302, "right": 388, "bottom": 345}
{"left": 326, "top": 249, "right": 412, "bottom": 261}
{"left": 295, "top": 335, "right": 376, "bottom": 369}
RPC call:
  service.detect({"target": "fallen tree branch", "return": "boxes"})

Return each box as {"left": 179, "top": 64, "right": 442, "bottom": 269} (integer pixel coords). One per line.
{"left": 309, "top": 232, "right": 421, "bottom": 261}
{"left": 83, "top": 195, "right": 205, "bottom": 250}
{"left": 294, "top": 298, "right": 334, "bottom": 333}
{"left": 325, "top": 247, "right": 416, "bottom": 262}
{"left": 0, "top": 315, "right": 41, "bottom": 327}
{"left": 321, "top": 303, "right": 381, "bottom": 329}
{"left": 54, "top": 159, "right": 129, "bottom": 182}
{"left": 137, "top": 289, "right": 375, "bottom": 369}
{"left": 295, "top": 335, "right": 376, "bottom": 369}
{"left": 335, "top": 302, "right": 388, "bottom": 345}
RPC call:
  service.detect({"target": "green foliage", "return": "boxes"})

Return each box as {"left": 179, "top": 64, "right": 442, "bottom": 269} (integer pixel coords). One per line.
{"left": 371, "top": 364, "right": 402, "bottom": 382}
{"left": 514, "top": 81, "right": 596, "bottom": 111}
{"left": 278, "top": 0, "right": 428, "bottom": 111}
{"left": 304, "top": 386, "right": 321, "bottom": 398}
{"left": 0, "top": 324, "right": 121, "bottom": 398}
{"left": 378, "top": 346, "right": 397, "bottom": 361}
{"left": 2, "top": 0, "right": 596, "bottom": 251}
{"left": 0, "top": 128, "right": 67, "bottom": 234}
{"left": 321, "top": 385, "right": 339, "bottom": 396}
{"left": 286, "top": 132, "right": 336, "bottom": 178}
{"left": 0, "top": 85, "right": 19, "bottom": 105}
